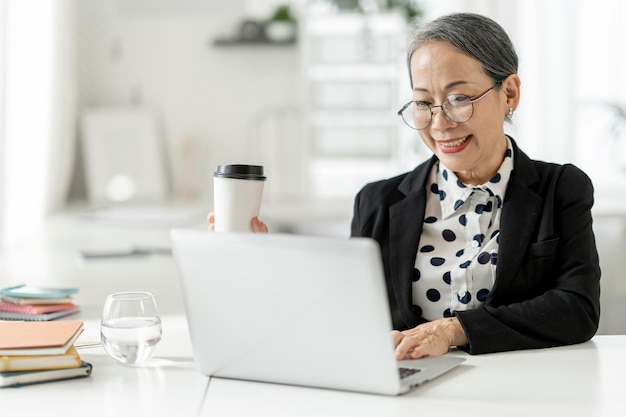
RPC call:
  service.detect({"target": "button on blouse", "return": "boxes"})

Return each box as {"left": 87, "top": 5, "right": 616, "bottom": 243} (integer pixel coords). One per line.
{"left": 412, "top": 139, "right": 514, "bottom": 321}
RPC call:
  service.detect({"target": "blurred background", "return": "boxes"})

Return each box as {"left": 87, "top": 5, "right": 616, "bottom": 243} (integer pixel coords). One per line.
{"left": 0, "top": 0, "right": 625, "bottom": 331}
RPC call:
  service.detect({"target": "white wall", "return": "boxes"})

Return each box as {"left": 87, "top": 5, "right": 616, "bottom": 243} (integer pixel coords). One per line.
{"left": 75, "top": 0, "right": 301, "bottom": 202}
{"left": 74, "top": 0, "right": 626, "bottom": 204}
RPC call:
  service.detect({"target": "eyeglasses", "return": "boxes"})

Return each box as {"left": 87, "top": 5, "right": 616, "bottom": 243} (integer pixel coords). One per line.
{"left": 397, "top": 84, "right": 498, "bottom": 130}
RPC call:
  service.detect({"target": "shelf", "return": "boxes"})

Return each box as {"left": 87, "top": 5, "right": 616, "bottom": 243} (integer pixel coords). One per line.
{"left": 212, "top": 37, "right": 296, "bottom": 47}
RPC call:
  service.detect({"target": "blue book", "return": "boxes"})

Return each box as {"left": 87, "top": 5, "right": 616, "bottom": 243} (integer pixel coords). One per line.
{"left": 0, "top": 285, "right": 79, "bottom": 300}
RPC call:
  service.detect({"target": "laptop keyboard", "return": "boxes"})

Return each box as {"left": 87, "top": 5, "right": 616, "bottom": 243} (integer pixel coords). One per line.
{"left": 399, "top": 367, "right": 422, "bottom": 379}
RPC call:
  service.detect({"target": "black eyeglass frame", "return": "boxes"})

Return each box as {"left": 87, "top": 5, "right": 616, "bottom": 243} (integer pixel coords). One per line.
{"left": 397, "top": 83, "right": 500, "bottom": 130}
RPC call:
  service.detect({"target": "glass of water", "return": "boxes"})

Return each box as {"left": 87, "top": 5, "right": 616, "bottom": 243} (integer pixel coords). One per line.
{"left": 101, "top": 292, "right": 162, "bottom": 365}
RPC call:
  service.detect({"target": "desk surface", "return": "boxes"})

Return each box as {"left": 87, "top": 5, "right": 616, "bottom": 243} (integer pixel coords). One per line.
{"left": 1, "top": 214, "right": 625, "bottom": 417}
{"left": 202, "top": 336, "right": 626, "bottom": 417}
{"left": 3, "top": 327, "right": 625, "bottom": 417}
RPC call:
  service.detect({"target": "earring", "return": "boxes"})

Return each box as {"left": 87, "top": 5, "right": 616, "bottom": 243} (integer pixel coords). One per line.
{"left": 508, "top": 107, "right": 514, "bottom": 118}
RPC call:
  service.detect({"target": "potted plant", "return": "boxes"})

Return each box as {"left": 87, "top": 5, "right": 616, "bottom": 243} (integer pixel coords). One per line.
{"left": 265, "top": 5, "right": 297, "bottom": 43}
{"left": 329, "top": 0, "right": 423, "bottom": 22}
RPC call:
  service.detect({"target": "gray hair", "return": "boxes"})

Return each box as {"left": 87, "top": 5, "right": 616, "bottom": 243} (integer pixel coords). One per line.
{"left": 407, "top": 13, "right": 518, "bottom": 88}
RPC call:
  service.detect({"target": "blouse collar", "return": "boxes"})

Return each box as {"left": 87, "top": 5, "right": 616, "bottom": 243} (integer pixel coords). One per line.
{"left": 437, "top": 137, "right": 514, "bottom": 219}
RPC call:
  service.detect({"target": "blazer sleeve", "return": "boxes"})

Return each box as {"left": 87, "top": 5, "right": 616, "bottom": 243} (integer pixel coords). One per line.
{"left": 455, "top": 164, "right": 601, "bottom": 354}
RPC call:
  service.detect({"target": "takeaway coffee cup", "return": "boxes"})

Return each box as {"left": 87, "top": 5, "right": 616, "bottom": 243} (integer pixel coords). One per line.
{"left": 213, "top": 164, "right": 266, "bottom": 232}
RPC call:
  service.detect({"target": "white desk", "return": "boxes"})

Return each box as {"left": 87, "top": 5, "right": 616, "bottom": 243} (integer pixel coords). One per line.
{"left": 201, "top": 336, "right": 626, "bottom": 417}
{"left": 1, "top": 214, "right": 625, "bottom": 417}
{"left": 4, "top": 322, "right": 625, "bottom": 417}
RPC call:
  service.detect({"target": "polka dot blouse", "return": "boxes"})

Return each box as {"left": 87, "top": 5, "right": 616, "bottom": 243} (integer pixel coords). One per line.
{"left": 412, "top": 139, "right": 514, "bottom": 321}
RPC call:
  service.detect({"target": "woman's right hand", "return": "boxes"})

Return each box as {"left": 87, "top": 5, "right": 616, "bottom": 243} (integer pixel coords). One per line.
{"left": 207, "top": 212, "right": 268, "bottom": 233}
{"left": 392, "top": 317, "right": 467, "bottom": 359}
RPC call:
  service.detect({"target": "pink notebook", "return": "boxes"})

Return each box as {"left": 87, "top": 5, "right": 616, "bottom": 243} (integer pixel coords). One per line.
{"left": 0, "top": 303, "right": 76, "bottom": 314}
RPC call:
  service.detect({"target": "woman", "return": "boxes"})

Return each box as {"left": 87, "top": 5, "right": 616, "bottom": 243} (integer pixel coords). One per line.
{"left": 210, "top": 12, "right": 601, "bottom": 358}
{"left": 351, "top": 12, "right": 600, "bottom": 357}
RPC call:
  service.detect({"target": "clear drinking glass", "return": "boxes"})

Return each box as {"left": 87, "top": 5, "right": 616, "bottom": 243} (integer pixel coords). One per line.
{"left": 101, "top": 292, "right": 162, "bottom": 365}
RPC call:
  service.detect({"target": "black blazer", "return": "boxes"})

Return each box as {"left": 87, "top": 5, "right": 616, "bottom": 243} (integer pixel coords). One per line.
{"left": 351, "top": 139, "right": 601, "bottom": 354}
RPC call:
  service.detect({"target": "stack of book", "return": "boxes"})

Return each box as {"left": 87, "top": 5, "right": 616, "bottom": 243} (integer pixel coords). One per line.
{"left": 0, "top": 320, "right": 92, "bottom": 388}
{"left": 0, "top": 284, "right": 80, "bottom": 321}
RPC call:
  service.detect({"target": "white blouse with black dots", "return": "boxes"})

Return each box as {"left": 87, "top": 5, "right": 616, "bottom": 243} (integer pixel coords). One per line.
{"left": 412, "top": 139, "right": 514, "bottom": 321}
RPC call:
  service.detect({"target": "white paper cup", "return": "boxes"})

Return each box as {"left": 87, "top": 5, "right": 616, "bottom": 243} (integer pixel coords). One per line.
{"left": 213, "top": 165, "right": 266, "bottom": 233}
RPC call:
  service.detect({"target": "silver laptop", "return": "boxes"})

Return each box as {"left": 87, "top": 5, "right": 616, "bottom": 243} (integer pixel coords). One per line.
{"left": 171, "top": 230, "right": 465, "bottom": 396}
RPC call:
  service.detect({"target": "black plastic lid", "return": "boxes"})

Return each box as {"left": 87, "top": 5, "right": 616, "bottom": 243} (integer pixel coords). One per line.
{"left": 214, "top": 164, "right": 266, "bottom": 180}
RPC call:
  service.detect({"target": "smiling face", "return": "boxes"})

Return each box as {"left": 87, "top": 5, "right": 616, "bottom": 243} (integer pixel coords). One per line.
{"left": 410, "top": 41, "right": 520, "bottom": 185}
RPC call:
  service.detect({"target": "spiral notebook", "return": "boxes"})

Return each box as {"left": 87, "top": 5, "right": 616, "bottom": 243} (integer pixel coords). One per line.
{"left": 0, "top": 285, "right": 80, "bottom": 321}
{"left": 0, "top": 307, "right": 80, "bottom": 321}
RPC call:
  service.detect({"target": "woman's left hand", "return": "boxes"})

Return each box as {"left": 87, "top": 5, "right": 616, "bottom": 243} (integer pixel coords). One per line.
{"left": 392, "top": 317, "right": 468, "bottom": 360}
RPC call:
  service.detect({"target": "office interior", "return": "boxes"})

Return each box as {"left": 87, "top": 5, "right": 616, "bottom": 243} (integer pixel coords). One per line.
{"left": 0, "top": 0, "right": 625, "bottom": 335}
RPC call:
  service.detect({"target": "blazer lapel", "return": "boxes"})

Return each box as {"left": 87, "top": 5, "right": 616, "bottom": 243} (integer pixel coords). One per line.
{"left": 492, "top": 142, "right": 542, "bottom": 299}
{"left": 388, "top": 158, "right": 434, "bottom": 327}
{"left": 389, "top": 193, "right": 425, "bottom": 326}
